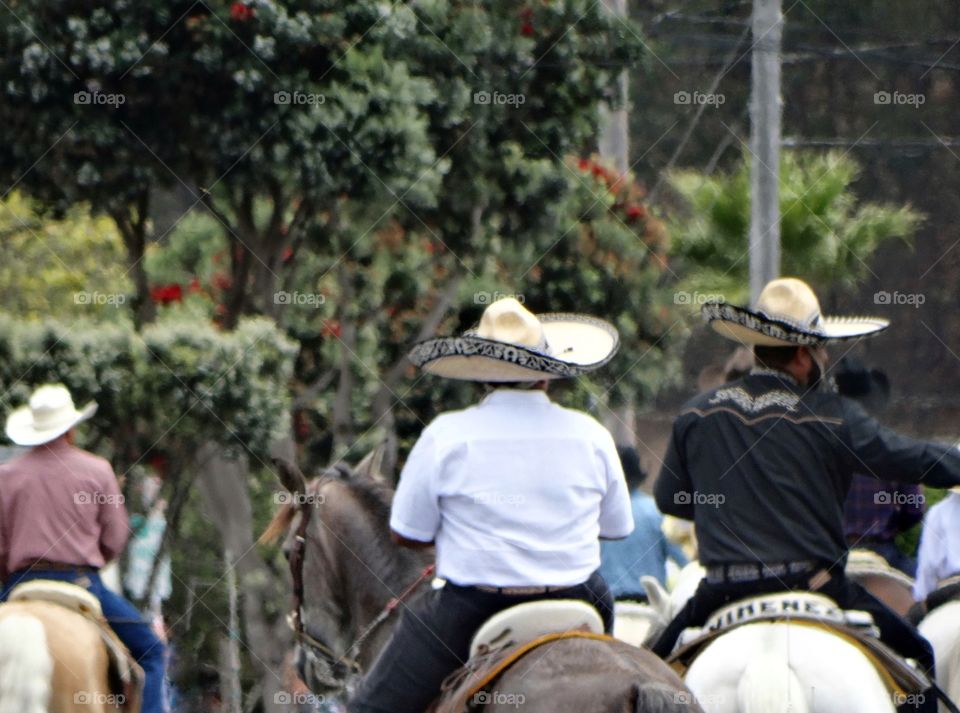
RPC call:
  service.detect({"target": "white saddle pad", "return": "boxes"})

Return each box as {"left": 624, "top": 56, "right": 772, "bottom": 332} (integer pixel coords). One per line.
{"left": 677, "top": 591, "right": 878, "bottom": 649}
{"left": 469, "top": 599, "right": 603, "bottom": 659}
{"left": 8, "top": 579, "right": 103, "bottom": 617}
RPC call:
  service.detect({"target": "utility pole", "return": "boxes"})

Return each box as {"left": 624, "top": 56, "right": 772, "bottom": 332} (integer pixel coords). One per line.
{"left": 599, "top": 0, "right": 629, "bottom": 175}
{"left": 598, "top": 0, "right": 634, "bottom": 445}
{"left": 748, "top": 0, "right": 784, "bottom": 304}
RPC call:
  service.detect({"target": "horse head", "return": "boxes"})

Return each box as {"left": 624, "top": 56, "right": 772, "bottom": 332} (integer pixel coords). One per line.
{"left": 262, "top": 448, "right": 431, "bottom": 696}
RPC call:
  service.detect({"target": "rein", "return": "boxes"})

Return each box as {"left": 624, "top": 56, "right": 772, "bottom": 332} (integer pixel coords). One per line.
{"left": 287, "top": 482, "right": 435, "bottom": 682}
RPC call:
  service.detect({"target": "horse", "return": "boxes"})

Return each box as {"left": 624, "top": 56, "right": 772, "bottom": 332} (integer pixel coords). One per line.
{"left": 640, "top": 561, "right": 911, "bottom": 713}
{"left": 0, "top": 599, "right": 119, "bottom": 713}
{"left": 261, "top": 452, "right": 703, "bottom": 712}
{"left": 919, "top": 601, "right": 960, "bottom": 711}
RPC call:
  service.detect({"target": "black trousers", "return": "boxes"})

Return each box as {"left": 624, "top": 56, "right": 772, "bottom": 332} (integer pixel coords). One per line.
{"left": 651, "top": 571, "right": 937, "bottom": 712}
{"left": 348, "top": 571, "right": 614, "bottom": 713}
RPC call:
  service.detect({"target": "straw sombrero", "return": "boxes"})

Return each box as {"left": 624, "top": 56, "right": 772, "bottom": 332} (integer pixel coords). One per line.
{"left": 5, "top": 384, "right": 97, "bottom": 446}
{"left": 408, "top": 297, "right": 619, "bottom": 381}
{"left": 702, "top": 277, "right": 889, "bottom": 347}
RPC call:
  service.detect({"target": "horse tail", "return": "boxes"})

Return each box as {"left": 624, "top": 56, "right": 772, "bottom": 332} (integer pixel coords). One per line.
{"left": 737, "top": 647, "right": 810, "bottom": 713}
{"left": 0, "top": 613, "right": 53, "bottom": 713}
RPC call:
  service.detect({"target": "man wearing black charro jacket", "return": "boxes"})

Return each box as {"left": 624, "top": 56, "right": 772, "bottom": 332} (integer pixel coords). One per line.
{"left": 653, "top": 277, "right": 960, "bottom": 713}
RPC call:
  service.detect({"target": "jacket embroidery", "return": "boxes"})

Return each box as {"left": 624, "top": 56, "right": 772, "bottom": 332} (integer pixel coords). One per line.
{"left": 708, "top": 387, "right": 800, "bottom": 413}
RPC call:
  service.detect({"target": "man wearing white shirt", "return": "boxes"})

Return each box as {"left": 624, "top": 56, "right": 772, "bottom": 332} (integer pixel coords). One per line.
{"left": 349, "top": 298, "right": 631, "bottom": 713}
{"left": 914, "top": 488, "right": 960, "bottom": 607}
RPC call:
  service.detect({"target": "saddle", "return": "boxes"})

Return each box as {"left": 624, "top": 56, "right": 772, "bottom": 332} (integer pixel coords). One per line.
{"left": 432, "top": 600, "right": 609, "bottom": 712}
{"left": 667, "top": 591, "right": 929, "bottom": 697}
{"left": 7, "top": 580, "right": 145, "bottom": 713}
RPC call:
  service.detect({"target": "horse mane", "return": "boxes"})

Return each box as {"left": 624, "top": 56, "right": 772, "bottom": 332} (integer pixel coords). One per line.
{"left": 258, "top": 468, "right": 394, "bottom": 546}
{"left": 259, "top": 501, "right": 296, "bottom": 545}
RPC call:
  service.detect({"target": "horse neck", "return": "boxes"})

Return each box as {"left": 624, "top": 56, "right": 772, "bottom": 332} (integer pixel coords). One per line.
{"left": 309, "top": 481, "right": 431, "bottom": 646}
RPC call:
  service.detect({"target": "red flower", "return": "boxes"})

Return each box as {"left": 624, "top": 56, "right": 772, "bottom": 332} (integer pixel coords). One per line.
{"left": 281, "top": 246, "right": 294, "bottom": 263}
{"left": 149, "top": 283, "right": 183, "bottom": 305}
{"left": 230, "top": 3, "right": 254, "bottom": 21}
{"left": 625, "top": 204, "right": 646, "bottom": 221}
{"left": 188, "top": 276, "right": 203, "bottom": 294}
{"left": 322, "top": 320, "right": 342, "bottom": 339}
{"left": 520, "top": 21, "right": 535, "bottom": 36}
{"left": 577, "top": 158, "right": 590, "bottom": 171}
{"left": 212, "top": 272, "right": 232, "bottom": 291}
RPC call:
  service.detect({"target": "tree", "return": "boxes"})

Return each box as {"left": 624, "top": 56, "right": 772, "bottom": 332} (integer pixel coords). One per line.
{"left": 665, "top": 150, "right": 923, "bottom": 306}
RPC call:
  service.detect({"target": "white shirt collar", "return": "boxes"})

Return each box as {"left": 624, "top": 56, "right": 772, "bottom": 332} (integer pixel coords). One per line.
{"left": 481, "top": 389, "right": 551, "bottom": 406}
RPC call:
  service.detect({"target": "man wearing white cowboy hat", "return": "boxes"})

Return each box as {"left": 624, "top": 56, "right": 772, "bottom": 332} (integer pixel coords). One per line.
{"left": 653, "top": 277, "right": 960, "bottom": 713}
{"left": 0, "top": 384, "right": 167, "bottom": 713}
{"left": 349, "top": 297, "right": 634, "bottom": 713}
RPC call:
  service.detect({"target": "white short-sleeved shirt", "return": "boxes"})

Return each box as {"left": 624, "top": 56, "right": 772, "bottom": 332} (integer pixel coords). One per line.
{"left": 390, "top": 389, "right": 634, "bottom": 587}
{"left": 915, "top": 493, "right": 960, "bottom": 599}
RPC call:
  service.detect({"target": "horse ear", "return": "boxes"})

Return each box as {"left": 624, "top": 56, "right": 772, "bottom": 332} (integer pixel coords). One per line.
{"left": 641, "top": 576, "right": 672, "bottom": 621}
{"left": 272, "top": 456, "right": 307, "bottom": 495}
{"left": 353, "top": 443, "right": 388, "bottom": 484}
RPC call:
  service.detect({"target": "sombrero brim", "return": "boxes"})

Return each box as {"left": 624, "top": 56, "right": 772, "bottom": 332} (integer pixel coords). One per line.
{"left": 5, "top": 401, "right": 97, "bottom": 446}
{"left": 409, "top": 314, "right": 620, "bottom": 381}
{"left": 703, "top": 302, "right": 889, "bottom": 347}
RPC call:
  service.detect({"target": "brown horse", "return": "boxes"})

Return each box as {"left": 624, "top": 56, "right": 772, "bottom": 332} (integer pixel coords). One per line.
{"left": 0, "top": 600, "right": 120, "bottom": 713}
{"left": 845, "top": 549, "right": 917, "bottom": 617}
{"left": 262, "top": 453, "right": 702, "bottom": 713}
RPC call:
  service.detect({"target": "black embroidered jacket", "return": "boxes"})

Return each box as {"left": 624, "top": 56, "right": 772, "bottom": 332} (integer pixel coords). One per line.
{"left": 655, "top": 370, "right": 960, "bottom": 567}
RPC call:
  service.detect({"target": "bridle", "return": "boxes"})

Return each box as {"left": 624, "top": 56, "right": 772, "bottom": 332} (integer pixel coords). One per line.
{"left": 286, "top": 478, "right": 435, "bottom": 688}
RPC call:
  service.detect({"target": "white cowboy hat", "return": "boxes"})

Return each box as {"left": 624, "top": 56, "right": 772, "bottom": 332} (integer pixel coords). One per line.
{"left": 408, "top": 297, "right": 619, "bottom": 381}
{"left": 5, "top": 384, "right": 97, "bottom": 446}
{"left": 702, "top": 277, "right": 889, "bottom": 347}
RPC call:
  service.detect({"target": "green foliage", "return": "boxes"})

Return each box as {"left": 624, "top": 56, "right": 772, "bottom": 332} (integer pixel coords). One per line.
{"left": 0, "top": 315, "right": 296, "bottom": 463}
{"left": 665, "top": 151, "right": 923, "bottom": 305}
{"left": 0, "top": 192, "right": 132, "bottom": 320}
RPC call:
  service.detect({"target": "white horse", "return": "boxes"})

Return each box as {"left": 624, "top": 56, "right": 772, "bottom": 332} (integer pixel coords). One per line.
{"left": 919, "top": 601, "right": 960, "bottom": 710}
{"left": 641, "top": 562, "right": 901, "bottom": 713}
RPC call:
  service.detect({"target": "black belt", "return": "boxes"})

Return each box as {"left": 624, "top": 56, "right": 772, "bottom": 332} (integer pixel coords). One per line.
{"left": 705, "top": 560, "right": 819, "bottom": 584}
{"left": 20, "top": 561, "right": 98, "bottom": 574}
{"left": 470, "top": 583, "right": 578, "bottom": 595}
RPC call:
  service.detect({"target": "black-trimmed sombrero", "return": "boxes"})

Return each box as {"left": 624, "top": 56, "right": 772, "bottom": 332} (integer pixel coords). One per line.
{"left": 702, "top": 277, "right": 889, "bottom": 347}
{"left": 408, "top": 297, "right": 620, "bottom": 381}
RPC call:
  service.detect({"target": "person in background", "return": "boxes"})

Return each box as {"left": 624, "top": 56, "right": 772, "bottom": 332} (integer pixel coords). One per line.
{"left": 838, "top": 357, "right": 925, "bottom": 576}
{"left": 600, "top": 445, "right": 687, "bottom": 598}
{"left": 0, "top": 384, "right": 167, "bottom": 713}
{"left": 913, "top": 486, "right": 960, "bottom": 616}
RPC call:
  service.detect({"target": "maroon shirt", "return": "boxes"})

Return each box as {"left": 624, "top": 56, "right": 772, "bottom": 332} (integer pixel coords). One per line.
{"left": 0, "top": 438, "right": 129, "bottom": 580}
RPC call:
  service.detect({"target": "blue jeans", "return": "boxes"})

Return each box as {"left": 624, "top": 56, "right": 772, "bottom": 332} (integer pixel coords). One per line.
{"left": 1, "top": 569, "right": 166, "bottom": 713}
